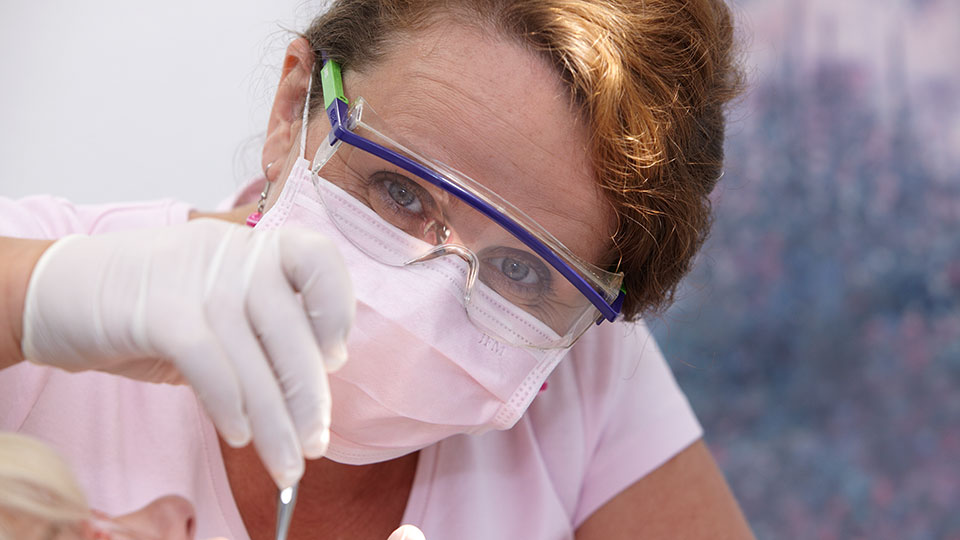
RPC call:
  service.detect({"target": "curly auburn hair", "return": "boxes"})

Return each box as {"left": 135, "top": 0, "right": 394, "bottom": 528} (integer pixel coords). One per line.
{"left": 303, "top": 0, "right": 743, "bottom": 321}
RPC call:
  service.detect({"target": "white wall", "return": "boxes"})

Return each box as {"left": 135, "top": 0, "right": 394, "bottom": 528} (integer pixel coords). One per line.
{"left": 0, "top": 0, "right": 327, "bottom": 208}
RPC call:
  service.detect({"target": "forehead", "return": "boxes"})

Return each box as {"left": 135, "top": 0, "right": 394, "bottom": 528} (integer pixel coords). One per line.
{"left": 341, "top": 21, "right": 613, "bottom": 265}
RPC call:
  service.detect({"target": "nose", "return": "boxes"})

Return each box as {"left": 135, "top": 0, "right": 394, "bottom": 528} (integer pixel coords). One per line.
{"left": 114, "top": 495, "right": 196, "bottom": 540}
{"left": 404, "top": 244, "right": 480, "bottom": 299}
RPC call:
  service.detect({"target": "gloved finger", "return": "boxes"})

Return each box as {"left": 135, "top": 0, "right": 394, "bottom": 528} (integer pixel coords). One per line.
{"left": 387, "top": 525, "right": 426, "bottom": 540}
{"left": 202, "top": 264, "right": 305, "bottom": 490}
{"left": 228, "top": 327, "right": 305, "bottom": 489}
{"left": 161, "top": 318, "right": 251, "bottom": 448}
{"left": 277, "top": 229, "right": 355, "bottom": 371}
{"left": 247, "top": 235, "right": 331, "bottom": 460}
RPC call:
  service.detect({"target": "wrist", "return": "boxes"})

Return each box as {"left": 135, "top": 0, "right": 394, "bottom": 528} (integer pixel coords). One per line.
{"left": 0, "top": 237, "right": 56, "bottom": 369}
{"left": 189, "top": 203, "right": 258, "bottom": 225}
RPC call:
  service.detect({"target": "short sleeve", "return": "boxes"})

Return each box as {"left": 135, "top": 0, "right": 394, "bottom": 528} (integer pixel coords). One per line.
{"left": 0, "top": 195, "right": 192, "bottom": 428}
{"left": 0, "top": 195, "right": 192, "bottom": 239}
{"left": 571, "top": 320, "right": 703, "bottom": 526}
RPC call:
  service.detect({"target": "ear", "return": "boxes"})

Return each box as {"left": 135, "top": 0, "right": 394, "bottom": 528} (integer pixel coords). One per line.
{"left": 261, "top": 38, "right": 315, "bottom": 175}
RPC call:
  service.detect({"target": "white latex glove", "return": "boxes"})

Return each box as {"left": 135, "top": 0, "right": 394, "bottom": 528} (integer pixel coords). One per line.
{"left": 388, "top": 525, "right": 426, "bottom": 540}
{"left": 21, "top": 218, "right": 355, "bottom": 489}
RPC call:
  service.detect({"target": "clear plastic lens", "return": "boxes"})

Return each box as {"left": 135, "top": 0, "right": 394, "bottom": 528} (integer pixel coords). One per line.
{"left": 312, "top": 99, "right": 622, "bottom": 349}
{"left": 329, "top": 149, "right": 452, "bottom": 247}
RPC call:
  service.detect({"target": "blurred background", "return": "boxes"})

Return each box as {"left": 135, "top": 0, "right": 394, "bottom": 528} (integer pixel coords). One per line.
{"left": 0, "top": 0, "right": 322, "bottom": 206}
{"left": 649, "top": 0, "right": 960, "bottom": 538}
{"left": 2, "top": 0, "right": 957, "bottom": 538}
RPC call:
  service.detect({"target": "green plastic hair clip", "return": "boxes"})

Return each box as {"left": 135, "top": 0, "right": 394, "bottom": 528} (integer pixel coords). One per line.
{"left": 320, "top": 60, "right": 349, "bottom": 109}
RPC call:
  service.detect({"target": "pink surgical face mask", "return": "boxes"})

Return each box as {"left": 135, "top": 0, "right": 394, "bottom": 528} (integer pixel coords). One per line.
{"left": 255, "top": 156, "right": 567, "bottom": 465}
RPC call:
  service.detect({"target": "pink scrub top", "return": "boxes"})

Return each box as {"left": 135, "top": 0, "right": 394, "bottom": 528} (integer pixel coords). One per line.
{"left": 0, "top": 193, "right": 702, "bottom": 539}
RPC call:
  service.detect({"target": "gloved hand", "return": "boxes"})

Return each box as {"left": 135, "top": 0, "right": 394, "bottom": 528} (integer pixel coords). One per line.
{"left": 388, "top": 525, "right": 426, "bottom": 540}
{"left": 21, "top": 218, "right": 355, "bottom": 489}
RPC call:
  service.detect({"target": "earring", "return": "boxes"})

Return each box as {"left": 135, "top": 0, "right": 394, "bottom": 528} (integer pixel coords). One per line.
{"left": 245, "top": 162, "right": 275, "bottom": 228}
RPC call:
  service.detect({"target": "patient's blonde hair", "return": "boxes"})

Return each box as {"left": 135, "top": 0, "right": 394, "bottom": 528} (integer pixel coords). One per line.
{"left": 0, "top": 433, "right": 89, "bottom": 540}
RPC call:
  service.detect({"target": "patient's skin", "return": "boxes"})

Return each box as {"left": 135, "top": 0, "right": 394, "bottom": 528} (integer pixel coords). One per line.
{"left": 3, "top": 495, "right": 212, "bottom": 540}
{"left": 101, "top": 496, "right": 205, "bottom": 540}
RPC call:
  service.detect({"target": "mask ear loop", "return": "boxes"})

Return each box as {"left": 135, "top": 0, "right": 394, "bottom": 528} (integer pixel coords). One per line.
{"left": 299, "top": 70, "right": 313, "bottom": 160}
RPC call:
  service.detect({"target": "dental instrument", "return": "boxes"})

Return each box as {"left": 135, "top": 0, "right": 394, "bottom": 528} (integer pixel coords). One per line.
{"left": 275, "top": 483, "right": 299, "bottom": 540}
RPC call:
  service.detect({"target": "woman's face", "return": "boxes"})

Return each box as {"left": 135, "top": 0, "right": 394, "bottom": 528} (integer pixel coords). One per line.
{"left": 270, "top": 20, "right": 613, "bottom": 269}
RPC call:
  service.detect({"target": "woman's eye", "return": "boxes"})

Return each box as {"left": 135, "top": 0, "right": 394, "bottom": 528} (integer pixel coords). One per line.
{"left": 385, "top": 179, "right": 423, "bottom": 213}
{"left": 495, "top": 256, "right": 537, "bottom": 284}
{"left": 482, "top": 250, "right": 552, "bottom": 300}
{"left": 480, "top": 251, "right": 551, "bottom": 304}
{"left": 364, "top": 171, "right": 446, "bottom": 243}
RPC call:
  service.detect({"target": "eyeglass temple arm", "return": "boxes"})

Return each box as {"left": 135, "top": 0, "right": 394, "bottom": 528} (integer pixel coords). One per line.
{"left": 601, "top": 289, "right": 626, "bottom": 325}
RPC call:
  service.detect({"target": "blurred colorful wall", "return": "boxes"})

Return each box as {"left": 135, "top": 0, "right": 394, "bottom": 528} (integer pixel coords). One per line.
{"left": 650, "top": 0, "right": 960, "bottom": 538}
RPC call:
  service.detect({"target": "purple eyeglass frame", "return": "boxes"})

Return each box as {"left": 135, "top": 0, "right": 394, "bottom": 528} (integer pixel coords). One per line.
{"left": 318, "top": 59, "right": 625, "bottom": 323}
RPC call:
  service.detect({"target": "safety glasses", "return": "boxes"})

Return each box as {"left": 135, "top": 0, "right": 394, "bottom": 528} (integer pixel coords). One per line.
{"left": 308, "top": 59, "right": 625, "bottom": 349}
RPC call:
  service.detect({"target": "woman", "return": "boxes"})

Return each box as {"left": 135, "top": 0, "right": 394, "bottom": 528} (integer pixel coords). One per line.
{"left": 1, "top": 0, "right": 750, "bottom": 537}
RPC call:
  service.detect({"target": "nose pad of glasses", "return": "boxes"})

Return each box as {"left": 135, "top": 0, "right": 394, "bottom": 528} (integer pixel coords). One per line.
{"left": 419, "top": 220, "right": 450, "bottom": 245}
{"left": 404, "top": 244, "right": 479, "bottom": 301}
